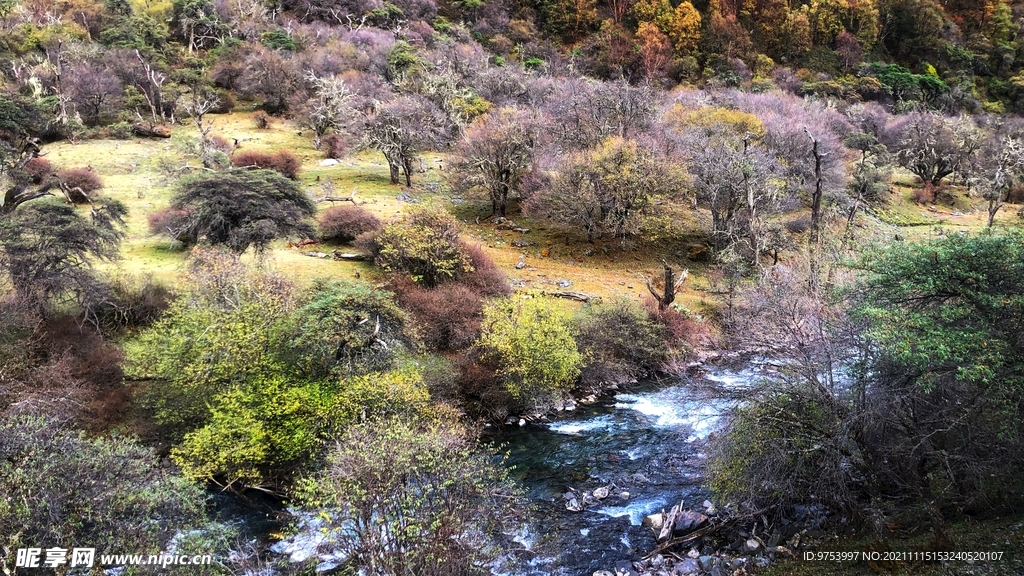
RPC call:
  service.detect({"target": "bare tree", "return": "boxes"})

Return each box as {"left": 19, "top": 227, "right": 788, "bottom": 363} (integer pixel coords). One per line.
{"left": 682, "top": 129, "right": 782, "bottom": 266}
{"left": 448, "top": 107, "right": 539, "bottom": 218}
{"left": 644, "top": 262, "right": 687, "bottom": 310}
{"left": 66, "top": 63, "right": 123, "bottom": 127}
{"left": 301, "top": 72, "right": 354, "bottom": 150}
{"left": 363, "top": 96, "right": 447, "bottom": 187}
{"left": 977, "top": 136, "right": 1024, "bottom": 227}
{"left": 894, "top": 112, "right": 960, "bottom": 186}
{"left": 180, "top": 88, "right": 220, "bottom": 166}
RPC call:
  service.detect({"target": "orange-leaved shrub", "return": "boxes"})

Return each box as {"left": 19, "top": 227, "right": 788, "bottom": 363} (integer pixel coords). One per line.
{"left": 318, "top": 205, "right": 381, "bottom": 243}
{"left": 231, "top": 150, "right": 301, "bottom": 179}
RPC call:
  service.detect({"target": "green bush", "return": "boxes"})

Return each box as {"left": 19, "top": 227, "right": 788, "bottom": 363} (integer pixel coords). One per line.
{"left": 574, "top": 298, "right": 669, "bottom": 385}
{"left": 298, "top": 418, "right": 527, "bottom": 576}
{"left": 285, "top": 279, "right": 412, "bottom": 378}
{"left": 368, "top": 207, "right": 473, "bottom": 287}
{"left": 171, "top": 367, "right": 435, "bottom": 486}
{"left": 260, "top": 29, "right": 295, "bottom": 51}
{"left": 478, "top": 296, "right": 582, "bottom": 403}
{"left": 0, "top": 415, "right": 206, "bottom": 561}
{"left": 126, "top": 249, "right": 296, "bottom": 435}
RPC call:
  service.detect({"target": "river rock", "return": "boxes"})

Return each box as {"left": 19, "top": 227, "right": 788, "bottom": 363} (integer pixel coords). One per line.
{"left": 642, "top": 513, "right": 664, "bottom": 531}
{"left": 593, "top": 486, "right": 610, "bottom": 499}
{"left": 593, "top": 571, "right": 614, "bottom": 576}
{"left": 614, "top": 560, "right": 638, "bottom": 576}
{"left": 518, "top": 418, "right": 526, "bottom": 426}
{"left": 742, "top": 538, "right": 763, "bottom": 555}
{"left": 618, "top": 491, "right": 630, "bottom": 500}
{"left": 672, "top": 510, "right": 708, "bottom": 536}
{"left": 674, "top": 558, "right": 700, "bottom": 575}
{"left": 697, "top": 556, "right": 715, "bottom": 572}
{"left": 566, "top": 497, "right": 584, "bottom": 512}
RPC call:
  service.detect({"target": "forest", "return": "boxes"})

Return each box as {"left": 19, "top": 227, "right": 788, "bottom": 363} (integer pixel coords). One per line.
{"left": 1, "top": 0, "right": 1024, "bottom": 574}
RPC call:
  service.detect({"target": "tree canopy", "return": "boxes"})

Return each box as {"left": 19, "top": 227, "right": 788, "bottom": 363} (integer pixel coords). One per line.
{"left": 166, "top": 169, "right": 316, "bottom": 254}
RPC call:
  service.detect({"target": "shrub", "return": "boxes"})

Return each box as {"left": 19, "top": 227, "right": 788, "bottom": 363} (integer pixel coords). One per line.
{"left": 23, "top": 156, "right": 52, "bottom": 183}
{"left": 170, "top": 367, "right": 435, "bottom": 486}
{"left": 166, "top": 169, "right": 316, "bottom": 253}
{"left": 575, "top": 298, "right": 668, "bottom": 385}
{"left": 208, "top": 134, "right": 234, "bottom": 154}
{"left": 459, "top": 242, "right": 510, "bottom": 297}
{"left": 252, "top": 110, "right": 272, "bottom": 129}
{"left": 231, "top": 149, "right": 301, "bottom": 179}
{"left": 93, "top": 273, "right": 172, "bottom": 333}
{"left": 147, "top": 207, "right": 194, "bottom": 244}
{"left": 284, "top": 279, "right": 411, "bottom": 379}
{"left": 322, "top": 132, "right": 352, "bottom": 159}
{"left": 641, "top": 296, "right": 708, "bottom": 348}
{"left": 58, "top": 167, "right": 103, "bottom": 202}
{"left": 107, "top": 121, "right": 134, "bottom": 139}
{"left": 369, "top": 207, "right": 473, "bottom": 288}
{"left": 297, "top": 418, "right": 527, "bottom": 576}
{"left": 911, "top": 183, "right": 936, "bottom": 204}
{"left": 170, "top": 374, "right": 334, "bottom": 485}
{"left": 212, "top": 90, "right": 237, "bottom": 113}
{"left": 452, "top": 352, "right": 512, "bottom": 421}
{"left": 478, "top": 296, "right": 582, "bottom": 404}
{"left": 0, "top": 414, "right": 206, "bottom": 556}
{"left": 318, "top": 205, "right": 381, "bottom": 243}
{"left": 392, "top": 277, "right": 484, "bottom": 351}
{"left": 126, "top": 250, "right": 297, "bottom": 436}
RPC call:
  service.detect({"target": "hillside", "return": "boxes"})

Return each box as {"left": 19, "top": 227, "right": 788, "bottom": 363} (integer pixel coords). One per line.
{"left": 4, "top": 0, "right": 1024, "bottom": 574}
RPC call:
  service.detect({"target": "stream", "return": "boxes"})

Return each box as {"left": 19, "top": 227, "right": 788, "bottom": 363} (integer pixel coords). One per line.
{"left": 242, "top": 362, "right": 767, "bottom": 575}
{"left": 486, "top": 363, "right": 760, "bottom": 576}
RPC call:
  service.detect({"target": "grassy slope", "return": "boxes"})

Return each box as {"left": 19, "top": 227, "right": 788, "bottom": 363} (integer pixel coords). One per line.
{"left": 46, "top": 111, "right": 719, "bottom": 312}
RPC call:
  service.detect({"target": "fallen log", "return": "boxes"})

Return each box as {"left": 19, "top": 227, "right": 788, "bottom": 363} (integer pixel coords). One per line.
{"left": 545, "top": 291, "right": 596, "bottom": 303}
{"left": 131, "top": 123, "right": 172, "bottom": 138}
{"left": 333, "top": 251, "right": 368, "bottom": 261}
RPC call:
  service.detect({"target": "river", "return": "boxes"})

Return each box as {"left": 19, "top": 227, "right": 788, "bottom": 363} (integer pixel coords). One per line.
{"left": 486, "top": 363, "right": 760, "bottom": 576}
{"left": 253, "top": 362, "right": 765, "bottom": 575}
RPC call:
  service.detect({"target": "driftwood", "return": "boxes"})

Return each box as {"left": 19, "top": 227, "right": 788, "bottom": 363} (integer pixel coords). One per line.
{"left": 545, "top": 291, "right": 596, "bottom": 303}
{"left": 333, "top": 251, "right": 367, "bottom": 261}
{"left": 642, "top": 505, "right": 776, "bottom": 560}
{"left": 132, "top": 123, "right": 172, "bottom": 138}
{"left": 302, "top": 250, "right": 368, "bottom": 261}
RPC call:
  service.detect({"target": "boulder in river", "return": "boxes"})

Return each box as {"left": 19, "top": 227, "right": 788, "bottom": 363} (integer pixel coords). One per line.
{"left": 672, "top": 510, "right": 708, "bottom": 536}
{"left": 593, "top": 486, "right": 610, "bottom": 499}
{"left": 642, "top": 513, "right": 663, "bottom": 531}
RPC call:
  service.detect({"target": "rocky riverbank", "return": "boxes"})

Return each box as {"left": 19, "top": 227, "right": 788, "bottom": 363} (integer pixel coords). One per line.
{"left": 590, "top": 500, "right": 840, "bottom": 576}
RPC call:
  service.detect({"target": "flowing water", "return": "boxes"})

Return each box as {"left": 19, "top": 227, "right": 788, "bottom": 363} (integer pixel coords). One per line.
{"left": 232, "top": 363, "right": 766, "bottom": 575}
{"left": 486, "top": 363, "right": 763, "bottom": 576}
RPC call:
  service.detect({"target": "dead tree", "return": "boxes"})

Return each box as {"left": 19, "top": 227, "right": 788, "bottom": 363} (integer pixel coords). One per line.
{"left": 644, "top": 262, "right": 688, "bottom": 310}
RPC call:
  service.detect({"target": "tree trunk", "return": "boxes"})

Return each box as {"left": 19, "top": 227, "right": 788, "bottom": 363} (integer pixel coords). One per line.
{"left": 645, "top": 263, "right": 687, "bottom": 310}
{"left": 386, "top": 157, "right": 400, "bottom": 184}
